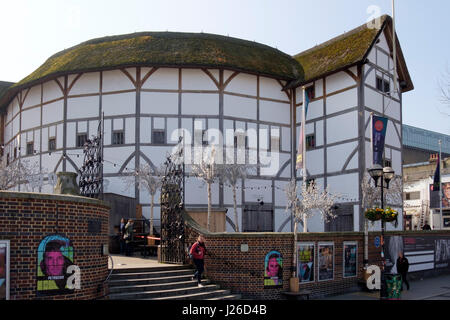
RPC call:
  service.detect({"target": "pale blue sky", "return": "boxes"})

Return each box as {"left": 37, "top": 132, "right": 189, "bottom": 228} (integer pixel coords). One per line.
{"left": 1, "top": 0, "right": 449, "bottom": 135}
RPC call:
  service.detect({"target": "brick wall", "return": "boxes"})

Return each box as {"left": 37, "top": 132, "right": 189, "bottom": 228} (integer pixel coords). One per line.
{"left": 0, "top": 191, "right": 110, "bottom": 300}
{"left": 185, "top": 219, "right": 450, "bottom": 300}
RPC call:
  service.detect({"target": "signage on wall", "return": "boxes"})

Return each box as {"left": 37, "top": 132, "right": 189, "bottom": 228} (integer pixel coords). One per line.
{"left": 318, "top": 243, "right": 334, "bottom": 281}
{"left": 0, "top": 241, "right": 10, "bottom": 300}
{"left": 343, "top": 242, "right": 357, "bottom": 278}
{"left": 37, "top": 235, "right": 80, "bottom": 295}
{"left": 297, "top": 243, "right": 314, "bottom": 283}
{"left": 374, "top": 236, "right": 381, "bottom": 248}
{"left": 264, "top": 251, "right": 283, "bottom": 288}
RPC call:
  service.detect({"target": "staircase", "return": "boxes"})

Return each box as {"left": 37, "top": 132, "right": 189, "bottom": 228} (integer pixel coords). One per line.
{"left": 107, "top": 265, "right": 241, "bottom": 300}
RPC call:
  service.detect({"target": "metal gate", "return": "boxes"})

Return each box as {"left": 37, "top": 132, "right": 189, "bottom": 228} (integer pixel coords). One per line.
{"left": 160, "top": 153, "right": 185, "bottom": 264}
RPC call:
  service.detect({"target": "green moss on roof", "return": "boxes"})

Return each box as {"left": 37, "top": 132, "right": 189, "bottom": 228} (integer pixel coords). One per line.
{"left": 14, "top": 32, "right": 303, "bottom": 90}
{"left": 0, "top": 81, "right": 14, "bottom": 102}
{"left": 290, "top": 15, "right": 389, "bottom": 87}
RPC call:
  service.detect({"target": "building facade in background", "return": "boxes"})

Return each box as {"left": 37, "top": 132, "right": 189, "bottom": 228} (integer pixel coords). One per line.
{"left": 0, "top": 15, "right": 414, "bottom": 233}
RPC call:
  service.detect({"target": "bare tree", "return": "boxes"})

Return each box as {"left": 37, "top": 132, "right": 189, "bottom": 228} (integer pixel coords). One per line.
{"left": 122, "top": 163, "right": 164, "bottom": 236}
{"left": 190, "top": 146, "right": 222, "bottom": 231}
{"left": 222, "top": 154, "right": 258, "bottom": 232}
{"left": 285, "top": 179, "right": 339, "bottom": 278}
{"left": 0, "top": 158, "right": 39, "bottom": 190}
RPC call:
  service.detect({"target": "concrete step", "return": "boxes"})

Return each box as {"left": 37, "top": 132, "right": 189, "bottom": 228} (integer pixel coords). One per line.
{"left": 108, "top": 274, "right": 194, "bottom": 287}
{"left": 111, "top": 265, "right": 191, "bottom": 274}
{"left": 109, "top": 279, "right": 210, "bottom": 294}
{"left": 109, "top": 269, "right": 194, "bottom": 280}
{"left": 108, "top": 283, "right": 221, "bottom": 300}
{"left": 149, "top": 289, "right": 233, "bottom": 300}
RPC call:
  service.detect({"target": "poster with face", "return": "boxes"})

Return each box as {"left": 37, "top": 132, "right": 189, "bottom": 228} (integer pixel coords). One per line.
{"left": 343, "top": 242, "right": 357, "bottom": 278}
{"left": 318, "top": 243, "right": 334, "bottom": 281}
{"left": 0, "top": 241, "right": 9, "bottom": 300}
{"left": 264, "top": 251, "right": 283, "bottom": 288}
{"left": 37, "top": 235, "right": 74, "bottom": 295}
{"left": 297, "top": 243, "right": 314, "bottom": 282}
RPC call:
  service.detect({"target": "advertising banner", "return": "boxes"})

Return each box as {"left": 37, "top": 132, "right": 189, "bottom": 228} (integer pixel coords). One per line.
{"left": 343, "top": 242, "right": 357, "bottom": 278}
{"left": 435, "top": 237, "right": 450, "bottom": 269}
{"left": 318, "top": 243, "right": 334, "bottom": 281}
{"left": 0, "top": 241, "right": 9, "bottom": 300}
{"left": 264, "top": 250, "right": 283, "bottom": 288}
{"left": 297, "top": 243, "right": 314, "bottom": 282}
{"left": 430, "top": 182, "right": 450, "bottom": 209}
{"left": 37, "top": 235, "right": 75, "bottom": 295}
{"left": 372, "top": 115, "right": 388, "bottom": 166}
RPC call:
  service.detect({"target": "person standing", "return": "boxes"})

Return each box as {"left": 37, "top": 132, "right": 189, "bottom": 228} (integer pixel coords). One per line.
{"left": 119, "top": 218, "right": 126, "bottom": 255}
{"left": 124, "top": 219, "right": 134, "bottom": 256}
{"left": 422, "top": 221, "right": 432, "bottom": 230}
{"left": 397, "top": 252, "right": 410, "bottom": 291}
{"left": 190, "top": 235, "right": 207, "bottom": 287}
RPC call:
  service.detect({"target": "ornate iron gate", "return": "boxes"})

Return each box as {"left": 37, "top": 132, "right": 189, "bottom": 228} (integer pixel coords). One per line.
{"left": 160, "top": 153, "right": 185, "bottom": 264}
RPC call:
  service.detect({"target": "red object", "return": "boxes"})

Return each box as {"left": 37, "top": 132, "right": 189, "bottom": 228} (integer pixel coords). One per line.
{"left": 190, "top": 242, "right": 206, "bottom": 259}
{"left": 375, "top": 120, "right": 384, "bottom": 132}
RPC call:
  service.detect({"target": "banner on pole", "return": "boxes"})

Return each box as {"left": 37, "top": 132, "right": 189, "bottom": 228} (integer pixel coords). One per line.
{"left": 372, "top": 115, "right": 388, "bottom": 166}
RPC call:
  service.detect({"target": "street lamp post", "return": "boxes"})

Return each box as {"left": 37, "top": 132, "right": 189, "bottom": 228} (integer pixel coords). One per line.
{"left": 368, "top": 165, "right": 395, "bottom": 300}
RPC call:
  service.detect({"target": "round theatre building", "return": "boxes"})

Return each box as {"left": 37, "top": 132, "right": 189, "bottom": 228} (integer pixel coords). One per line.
{"left": 0, "top": 16, "right": 414, "bottom": 233}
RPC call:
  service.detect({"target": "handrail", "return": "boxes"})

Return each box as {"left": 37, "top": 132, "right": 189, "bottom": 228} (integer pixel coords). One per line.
{"left": 104, "top": 255, "right": 114, "bottom": 283}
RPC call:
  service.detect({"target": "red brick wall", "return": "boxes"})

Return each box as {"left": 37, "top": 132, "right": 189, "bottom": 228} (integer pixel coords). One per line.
{"left": 186, "top": 223, "right": 450, "bottom": 299}
{"left": 0, "top": 191, "right": 110, "bottom": 300}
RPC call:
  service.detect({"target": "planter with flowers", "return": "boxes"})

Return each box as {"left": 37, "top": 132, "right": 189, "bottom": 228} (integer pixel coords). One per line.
{"left": 365, "top": 208, "right": 383, "bottom": 222}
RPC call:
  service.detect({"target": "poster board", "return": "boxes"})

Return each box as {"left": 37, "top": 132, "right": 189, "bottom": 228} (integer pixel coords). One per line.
{"left": 297, "top": 242, "right": 315, "bottom": 283}
{"left": 264, "top": 250, "right": 283, "bottom": 288}
{"left": 343, "top": 242, "right": 357, "bottom": 278}
{"left": 0, "top": 240, "right": 10, "bottom": 300}
{"left": 318, "top": 242, "right": 334, "bottom": 281}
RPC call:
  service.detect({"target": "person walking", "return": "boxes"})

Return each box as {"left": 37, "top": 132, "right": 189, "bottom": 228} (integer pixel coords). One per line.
{"left": 397, "top": 252, "right": 410, "bottom": 291}
{"left": 124, "top": 219, "right": 134, "bottom": 256}
{"left": 119, "top": 218, "right": 126, "bottom": 255}
{"left": 190, "top": 235, "right": 207, "bottom": 287}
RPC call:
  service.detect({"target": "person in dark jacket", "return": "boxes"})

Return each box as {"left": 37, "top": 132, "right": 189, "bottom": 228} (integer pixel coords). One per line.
{"left": 119, "top": 218, "right": 126, "bottom": 255}
{"left": 190, "top": 235, "right": 207, "bottom": 287}
{"left": 422, "top": 222, "right": 432, "bottom": 230}
{"left": 396, "top": 252, "right": 410, "bottom": 291}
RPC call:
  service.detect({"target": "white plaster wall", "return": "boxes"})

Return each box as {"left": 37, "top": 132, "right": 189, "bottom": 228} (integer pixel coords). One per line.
{"left": 108, "top": 176, "right": 135, "bottom": 198}
{"left": 306, "top": 148, "right": 324, "bottom": 176}
{"left": 306, "top": 99, "right": 324, "bottom": 121}
{"left": 103, "top": 146, "right": 135, "bottom": 173}
{"left": 384, "top": 97, "right": 400, "bottom": 121}
{"left": 244, "top": 179, "right": 272, "bottom": 204}
{"left": 260, "top": 100, "right": 290, "bottom": 125}
{"left": 259, "top": 77, "right": 287, "bottom": 101}
{"left": 102, "top": 92, "right": 135, "bottom": 116}
{"left": 167, "top": 118, "right": 178, "bottom": 143}
{"left": 315, "top": 79, "right": 324, "bottom": 98}
{"left": 42, "top": 127, "right": 48, "bottom": 152}
{"left": 89, "top": 120, "right": 99, "bottom": 138}
{"left": 181, "top": 93, "right": 219, "bottom": 115}
{"left": 224, "top": 180, "right": 242, "bottom": 206}
{"left": 41, "top": 153, "right": 62, "bottom": 173}
{"left": 42, "top": 100, "right": 63, "bottom": 125}
{"left": 56, "top": 124, "right": 63, "bottom": 149}
{"left": 142, "top": 68, "right": 178, "bottom": 90}
{"left": 326, "top": 88, "right": 358, "bottom": 115}
{"left": 225, "top": 73, "right": 257, "bottom": 96}
{"left": 226, "top": 207, "right": 242, "bottom": 232}
{"left": 69, "top": 72, "right": 100, "bottom": 95}
{"left": 377, "top": 32, "right": 390, "bottom": 55}
{"left": 326, "top": 71, "right": 356, "bottom": 95}
{"left": 125, "top": 118, "right": 135, "bottom": 144}
{"left": 376, "top": 49, "right": 389, "bottom": 71}
{"left": 326, "top": 141, "right": 358, "bottom": 173}
{"left": 184, "top": 176, "right": 219, "bottom": 205}
{"left": 385, "top": 121, "right": 401, "bottom": 149}
{"left": 281, "top": 126, "right": 290, "bottom": 152}
{"left": 140, "top": 117, "right": 152, "bottom": 143}
{"left": 22, "top": 86, "right": 41, "bottom": 109}
{"left": 327, "top": 173, "right": 359, "bottom": 203}
{"left": 182, "top": 69, "right": 217, "bottom": 91}
{"left": 316, "top": 120, "right": 324, "bottom": 147}
{"left": 12, "top": 116, "right": 20, "bottom": 139}
{"left": 141, "top": 92, "right": 178, "bottom": 115}
{"left": 67, "top": 96, "right": 99, "bottom": 119}
{"left": 67, "top": 122, "right": 76, "bottom": 148}
{"left": 391, "top": 149, "right": 402, "bottom": 174}
{"left": 224, "top": 94, "right": 257, "bottom": 120}
{"left": 141, "top": 146, "right": 174, "bottom": 168}
{"left": 326, "top": 111, "right": 358, "bottom": 144}
{"left": 102, "top": 70, "right": 135, "bottom": 92}
{"left": 364, "top": 87, "right": 383, "bottom": 113}
{"left": 43, "top": 79, "right": 64, "bottom": 103}
{"left": 21, "top": 107, "right": 40, "bottom": 130}
{"left": 365, "top": 67, "right": 376, "bottom": 88}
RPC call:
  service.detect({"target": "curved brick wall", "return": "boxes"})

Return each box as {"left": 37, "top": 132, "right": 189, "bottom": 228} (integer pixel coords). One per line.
{"left": 0, "top": 191, "right": 110, "bottom": 300}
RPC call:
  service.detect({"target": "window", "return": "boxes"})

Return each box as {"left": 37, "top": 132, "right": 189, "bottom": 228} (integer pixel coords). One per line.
{"left": 376, "top": 76, "right": 390, "bottom": 94}
{"left": 112, "top": 131, "right": 125, "bottom": 145}
{"left": 384, "top": 159, "right": 392, "bottom": 168}
{"left": 202, "top": 130, "right": 208, "bottom": 146}
{"left": 77, "top": 134, "right": 88, "bottom": 148}
{"left": 306, "top": 85, "right": 315, "bottom": 100}
{"left": 405, "top": 192, "right": 420, "bottom": 201}
{"left": 152, "top": 129, "right": 166, "bottom": 145}
{"left": 306, "top": 134, "right": 316, "bottom": 150}
{"left": 26, "top": 142, "right": 34, "bottom": 155}
{"left": 48, "top": 138, "right": 56, "bottom": 151}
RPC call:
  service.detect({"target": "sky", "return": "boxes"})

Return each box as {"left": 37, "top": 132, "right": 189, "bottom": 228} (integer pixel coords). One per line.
{"left": 1, "top": 0, "right": 449, "bottom": 135}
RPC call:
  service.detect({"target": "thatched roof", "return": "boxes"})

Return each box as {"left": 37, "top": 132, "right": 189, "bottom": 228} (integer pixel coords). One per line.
{"left": 286, "top": 15, "right": 413, "bottom": 92}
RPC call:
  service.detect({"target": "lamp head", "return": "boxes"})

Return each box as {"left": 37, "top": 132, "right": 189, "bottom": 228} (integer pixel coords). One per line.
{"left": 368, "top": 164, "right": 383, "bottom": 187}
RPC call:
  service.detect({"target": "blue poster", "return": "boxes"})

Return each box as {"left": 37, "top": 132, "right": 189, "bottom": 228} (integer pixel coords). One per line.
{"left": 372, "top": 115, "right": 388, "bottom": 166}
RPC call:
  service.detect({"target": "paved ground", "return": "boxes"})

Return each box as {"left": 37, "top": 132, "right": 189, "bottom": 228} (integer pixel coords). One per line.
{"left": 108, "top": 254, "right": 450, "bottom": 300}
{"left": 323, "top": 274, "right": 450, "bottom": 300}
